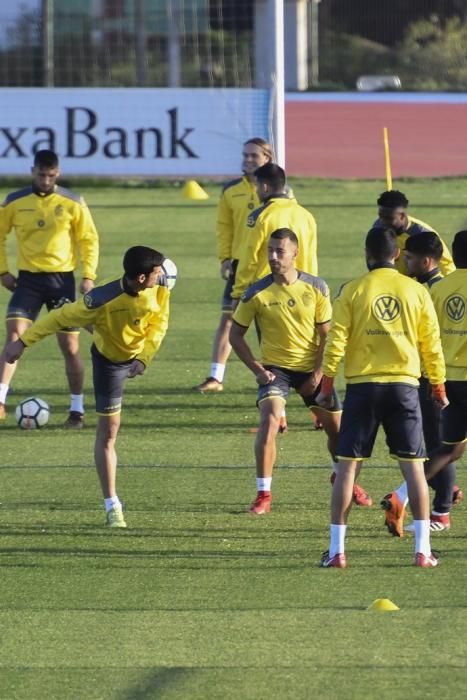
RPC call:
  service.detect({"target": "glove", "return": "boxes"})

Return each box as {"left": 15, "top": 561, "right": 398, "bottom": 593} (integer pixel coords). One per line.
{"left": 320, "top": 375, "right": 334, "bottom": 395}
{"left": 431, "top": 383, "right": 447, "bottom": 402}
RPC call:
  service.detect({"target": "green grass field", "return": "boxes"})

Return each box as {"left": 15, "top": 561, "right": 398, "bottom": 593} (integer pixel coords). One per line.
{"left": 0, "top": 178, "right": 466, "bottom": 700}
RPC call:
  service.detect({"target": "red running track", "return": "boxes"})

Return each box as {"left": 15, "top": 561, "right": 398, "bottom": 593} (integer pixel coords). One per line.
{"left": 285, "top": 100, "right": 467, "bottom": 178}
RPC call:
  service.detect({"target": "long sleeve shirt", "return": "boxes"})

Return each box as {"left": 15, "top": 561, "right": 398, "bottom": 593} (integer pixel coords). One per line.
{"left": 323, "top": 265, "right": 445, "bottom": 386}
{"left": 430, "top": 268, "right": 467, "bottom": 381}
{"left": 216, "top": 176, "right": 259, "bottom": 263}
{"left": 0, "top": 185, "right": 99, "bottom": 279}
{"left": 373, "top": 214, "right": 455, "bottom": 277}
{"left": 232, "top": 195, "right": 318, "bottom": 299}
{"left": 21, "top": 275, "right": 170, "bottom": 367}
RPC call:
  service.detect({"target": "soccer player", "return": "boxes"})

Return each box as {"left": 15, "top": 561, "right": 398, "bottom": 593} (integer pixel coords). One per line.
{"left": 230, "top": 228, "right": 342, "bottom": 514}
{"left": 0, "top": 149, "right": 99, "bottom": 428}
{"left": 382, "top": 231, "right": 462, "bottom": 536}
{"left": 317, "top": 227, "right": 447, "bottom": 568}
{"left": 231, "top": 164, "right": 371, "bottom": 500}
{"left": 194, "top": 138, "right": 273, "bottom": 394}
{"left": 5, "top": 246, "right": 171, "bottom": 529}
{"left": 228, "top": 161, "right": 320, "bottom": 438}
{"left": 375, "top": 189, "right": 455, "bottom": 276}
{"left": 231, "top": 163, "right": 318, "bottom": 302}
{"left": 421, "top": 230, "right": 467, "bottom": 493}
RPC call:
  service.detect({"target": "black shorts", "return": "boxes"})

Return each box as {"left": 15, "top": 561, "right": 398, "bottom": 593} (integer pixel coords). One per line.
{"left": 221, "top": 259, "right": 238, "bottom": 312}
{"left": 337, "top": 382, "right": 425, "bottom": 461}
{"left": 91, "top": 344, "right": 134, "bottom": 415}
{"left": 257, "top": 365, "right": 342, "bottom": 412}
{"left": 418, "top": 376, "right": 442, "bottom": 452}
{"left": 7, "top": 271, "right": 78, "bottom": 331}
{"left": 442, "top": 380, "right": 467, "bottom": 445}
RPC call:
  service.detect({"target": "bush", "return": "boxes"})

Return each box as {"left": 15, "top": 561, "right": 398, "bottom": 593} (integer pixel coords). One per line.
{"left": 318, "top": 32, "right": 397, "bottom": 90}
{"left": 396, "top": 16, "right": 467, "bottom": 90}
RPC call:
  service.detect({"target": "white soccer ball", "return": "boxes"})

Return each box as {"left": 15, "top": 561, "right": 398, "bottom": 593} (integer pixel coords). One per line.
{"left": 161, "top": 257, "right": 177, "bottom": 290}
{"left": 15, "top": 397, "right": 50, "bottom": 430}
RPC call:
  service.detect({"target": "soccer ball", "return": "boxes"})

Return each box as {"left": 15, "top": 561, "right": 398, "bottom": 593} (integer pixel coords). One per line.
{"left": 161, "top": 257, "right": 177, "bottom": 290}
{"left": 15, "top": 397, "right": 50, "bottom": 430}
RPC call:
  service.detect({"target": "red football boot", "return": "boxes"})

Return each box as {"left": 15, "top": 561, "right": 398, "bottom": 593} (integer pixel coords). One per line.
{"left": 249, "top": 491, "right": 272, "bottom": 515}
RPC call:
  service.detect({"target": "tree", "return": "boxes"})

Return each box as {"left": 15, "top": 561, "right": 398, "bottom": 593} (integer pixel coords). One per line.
{"left": 322, "top": 0, "right": 467, "bottom": 46}
{"left": 396, "top": 16, "right": 467, "bottom": 90}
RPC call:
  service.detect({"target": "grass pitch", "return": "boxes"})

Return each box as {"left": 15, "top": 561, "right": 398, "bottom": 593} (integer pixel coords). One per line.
{"left": 0, "top": 178, "right": 466, "bottom": 699}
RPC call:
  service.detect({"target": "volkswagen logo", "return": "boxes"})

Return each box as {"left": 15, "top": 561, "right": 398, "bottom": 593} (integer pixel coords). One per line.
{"left": 445, "top": 294, "right": 466, "bottom": 323}
{"left": 372, "top": 294, "right": 401, "bottom": 323}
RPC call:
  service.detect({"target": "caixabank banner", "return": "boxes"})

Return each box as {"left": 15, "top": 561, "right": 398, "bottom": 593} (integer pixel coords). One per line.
{"left": 0, "top": 88, "right": 270, "bottom": 176}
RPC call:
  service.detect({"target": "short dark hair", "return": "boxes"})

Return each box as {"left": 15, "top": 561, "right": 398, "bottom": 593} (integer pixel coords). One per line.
{"left": 377, "top": 190, "right": 409, "bottom": 209}
{"left": 365, "top": 227, "right": 398, "bottom": 261}
{"left": 123, "top": 246, "right": 165, "bottom": 278}
{"left": 404, "top": 231, "right": 443, "bottom": 261}
{"left": 270, "top": 228, "right": 298, "bottom": 247}
{"left": 254, "top": 163, "right": 286, "bottom": 192}
{"left": 452, "top": 230, "right": 467, "bottom": 268}
{"left": 34, "top": 149, "right": 59, "bottom": 168}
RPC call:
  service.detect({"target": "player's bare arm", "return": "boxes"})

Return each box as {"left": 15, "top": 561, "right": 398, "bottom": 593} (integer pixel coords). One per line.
{"left": 229, "top": 320, "right": 274, "bottom": 384}
{"left": 299, "top": 322, "right": 330, "bottom": 395}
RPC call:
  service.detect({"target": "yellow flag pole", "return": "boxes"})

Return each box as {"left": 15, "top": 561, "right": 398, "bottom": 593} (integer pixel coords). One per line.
{"left": 383, "top": 127, "right": 392, "bottom": 191}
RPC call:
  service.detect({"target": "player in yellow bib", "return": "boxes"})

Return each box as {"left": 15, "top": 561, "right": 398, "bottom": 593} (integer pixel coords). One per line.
{"left": 194, "top": 138, "right": 273, "bottom": 394}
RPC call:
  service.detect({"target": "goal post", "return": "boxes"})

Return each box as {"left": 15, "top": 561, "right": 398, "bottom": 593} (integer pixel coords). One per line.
{"left": 255, "top": 0, "right": 286, "bottom": 168}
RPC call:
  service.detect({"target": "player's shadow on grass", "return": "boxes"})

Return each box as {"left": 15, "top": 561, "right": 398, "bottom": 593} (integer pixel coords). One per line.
{"left": 0, "top": 541, "right": 320, "bottom": 563}
{"left": 114, "top": 668, "right": 193, "bottom": 700}
{"left": 0, "top": 524, "right": 316, "bottom": 540}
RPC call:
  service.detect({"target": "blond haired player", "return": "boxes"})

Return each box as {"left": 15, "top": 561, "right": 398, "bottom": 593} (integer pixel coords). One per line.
{"left": 194, "top": 138, "right": 273, "bottom": 394}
